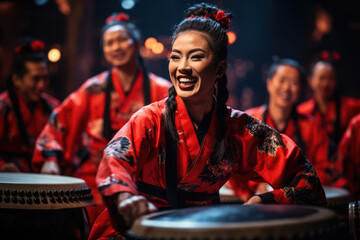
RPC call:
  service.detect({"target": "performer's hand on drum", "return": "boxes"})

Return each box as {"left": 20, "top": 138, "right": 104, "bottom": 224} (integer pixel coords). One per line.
{"left": 40, "top": 160, "right": 60, "bottom": 175}
{"left": 244, "top": 195, "right": 262, "bottom": 205}
{"left": 116, "top": 192, "right": 157, "bottom": 232}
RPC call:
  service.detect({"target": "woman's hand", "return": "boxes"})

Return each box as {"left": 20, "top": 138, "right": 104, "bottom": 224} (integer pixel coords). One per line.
{"left": 244, "top": 195, "right": 262, "bottom": 205}
{"left": 40, "top": 161, "right": 60, "bottom": 175}
{"left": 116, "top": 192, "right": 157, "bottom": 232}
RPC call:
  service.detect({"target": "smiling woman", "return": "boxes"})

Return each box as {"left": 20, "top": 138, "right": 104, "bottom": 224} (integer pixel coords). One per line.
{"left": 90, "top": 3, "right": 327, "bottom": 239}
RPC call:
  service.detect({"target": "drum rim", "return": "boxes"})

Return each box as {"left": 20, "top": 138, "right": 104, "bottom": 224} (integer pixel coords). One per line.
{"left": 0, "top": 173, "right": 95, "bottom": 210}
{"left": 130, "top": 204, "right": 338, "bottom": 240}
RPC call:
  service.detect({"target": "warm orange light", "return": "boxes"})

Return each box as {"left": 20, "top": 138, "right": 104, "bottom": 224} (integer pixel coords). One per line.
{"left": 48, "top": 48, "right": 61, "bottom": 62}
{"left": 145, "top": 37, "right": 157, "bottom": 49}
{"left": 227, "top": 31, "right": 237, "bottom": 45}
{"left": 151, "top": 42, "right": 164, "bottom": 54}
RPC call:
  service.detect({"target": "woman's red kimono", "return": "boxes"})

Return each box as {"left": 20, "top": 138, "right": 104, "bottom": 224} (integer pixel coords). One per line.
{"left": 338, "top": 113, "right": 360, "bottom": 198}
{"left": 0, "top": 91, "right": 59, "bottom": 172}
{"left": 89, "top": 95, "right": 326, "bottom": 239}
{"left": 31, "top": 69, "right": 171, "bottom": 224}
{"left": 229, "top": 105, "right": 347, "bottom": 201}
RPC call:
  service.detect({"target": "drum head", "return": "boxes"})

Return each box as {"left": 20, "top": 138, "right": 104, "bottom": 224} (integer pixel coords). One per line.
{"left": 130, "top": 204, "right": 338, "bottom": 240}
{"left": 0, "top": 173, "right": 94, "bottom": 210}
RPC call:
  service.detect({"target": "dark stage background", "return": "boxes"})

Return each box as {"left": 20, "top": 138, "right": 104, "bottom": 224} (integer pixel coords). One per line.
{"left": 1, "top": 0, "right": 360, "bottom": 110}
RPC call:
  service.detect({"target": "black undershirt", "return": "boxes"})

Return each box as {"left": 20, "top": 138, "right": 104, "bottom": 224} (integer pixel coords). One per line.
{"left": 191, "top": 105, "right": 214, "bottom": 146}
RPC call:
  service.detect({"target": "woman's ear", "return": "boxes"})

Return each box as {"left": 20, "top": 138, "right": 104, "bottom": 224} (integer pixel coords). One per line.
{"left": 216, "top": 60, "right": 227, "bottom": 78}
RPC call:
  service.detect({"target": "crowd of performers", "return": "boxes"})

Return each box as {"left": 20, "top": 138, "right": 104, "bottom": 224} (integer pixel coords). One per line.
{"left": 1, "top": 2, "right": 360, "bottom": 239}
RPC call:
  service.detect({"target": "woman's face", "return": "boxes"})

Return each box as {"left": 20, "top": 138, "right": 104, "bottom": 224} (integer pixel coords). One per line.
{"left": 103, "top": 25, "right": 138, "bottom": 68}
{"left": 267, "top": 65, "right": 301, "bottom": 109}
{"left": 169, "top": 30, "right": 222, "bottom": 102}
{"left": 309, "top": 62, "right": 336, "bottom": 101}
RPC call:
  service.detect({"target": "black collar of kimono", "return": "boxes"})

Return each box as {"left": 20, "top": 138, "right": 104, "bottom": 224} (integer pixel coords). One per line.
{"left": 190, "top": 100, "right": 215, "bottom": 146}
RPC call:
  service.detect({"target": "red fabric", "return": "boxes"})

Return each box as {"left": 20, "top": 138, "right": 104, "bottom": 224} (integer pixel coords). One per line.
{"left": 88, "top": 209, "right": 118, "bottom": 240}
{"left": 297, "top": 97, "right": 360, "bottom": 139}
{"left": 32, "top": 69, "right": 171, "bottom": 225}
{"left": 250, "top": 106, "right": 346, "bottom": 186}
{"left": 0, "top": 91, "right": 59, "bottom": 172}
{"left": 91, "top": 96, "right": 326, "bottom": 238}
{"left": 231, "top": 106, "right": 347, "bottom": 200}
{"left": 338, "top": 113, "right": 360, "bottom": 198}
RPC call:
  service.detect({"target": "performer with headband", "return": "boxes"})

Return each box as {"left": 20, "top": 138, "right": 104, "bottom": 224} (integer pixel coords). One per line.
{"left": 31, "top": 13, "right": 171, "bottom": 224}
{"left": 297, "top": 53, "right": 360, "bottom": 159}
{"left": 228, "top": 58, "right": 348, "bottom": 201}
{"left": 90, "top": 3, "right": 326, "bottom": 239}
{"left": 0, "top": 37, "right": 59, "bottom": 173}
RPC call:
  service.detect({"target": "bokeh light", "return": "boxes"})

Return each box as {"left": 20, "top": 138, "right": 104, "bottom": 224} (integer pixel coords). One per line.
{"left": 48, "top": 48, "right": 61, "bottom": 62}
{"left": 145, "top": 37, "right": 157, "bottom": 49}
{"left": 227, "top": 31, "right": 237, "bottom": 45}
{"left": 151, "top": 42, "right": 164, "bottom": 54}
{"left": 121, "top": 0, "right": 135, "bottom": 10}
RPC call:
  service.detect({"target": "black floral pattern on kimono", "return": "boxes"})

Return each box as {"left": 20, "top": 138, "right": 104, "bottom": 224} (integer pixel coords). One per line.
{"left": 286, "top": 154, "right": 321, "bottom": 188}
{"left": 85, "top": 78, "right": 106, "bottom": 94}
{"left": 244, "top": 115, "right": 285, "bottom": 156}
{"left": 98, "top": 173, "right": 129, "bottom": 192}
{"left": 179, "top": 183, "right": 202, "bottom": 192}
{"left": 283, "top": 186, "right": 323, "bottom": 206}
{"left": 105, "top": 136, "right": 134, "bottom": 166}
{"left": 48, "top": 113, "right": 65, "bottom": 132}
{"left": 199, "top": 154, "right": 234, "bottom": 186}
{"left": 225, "top": 136, "right": 242, "bottom": 166}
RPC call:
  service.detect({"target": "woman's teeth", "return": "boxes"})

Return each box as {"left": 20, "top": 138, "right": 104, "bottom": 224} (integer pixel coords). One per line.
{"left": 179, "top": 78, "right": 197, "bottom": 85}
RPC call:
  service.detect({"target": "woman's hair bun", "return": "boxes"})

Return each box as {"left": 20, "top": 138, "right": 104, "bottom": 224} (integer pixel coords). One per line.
{"left": 185, "top": 3, "right": 232, "bottom": 30}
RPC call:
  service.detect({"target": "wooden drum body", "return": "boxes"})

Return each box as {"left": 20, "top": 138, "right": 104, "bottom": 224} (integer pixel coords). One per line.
{"left": 349, "top": 201, "right": 360, "bottom": 240}
{"left": 324, "top": 186, "right": 351, "bottom": 218}
{"left": 0, "top": 173, "right": 94, "bottom": 240}
{"left": 128, "top": 204, "right": 342, "bottom": 240}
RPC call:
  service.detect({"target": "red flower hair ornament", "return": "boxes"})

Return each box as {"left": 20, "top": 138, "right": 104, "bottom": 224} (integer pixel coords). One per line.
{"left": 15, "top": 39, "right": 45, "bottom": 54}
{"left": 320, "top": 50, "right": 341, "bottom": 61}
{"left": 213, "top": 10, "right": 230, "bottom": 30}
{"left": 187, "top": 10, "right": 230, "bottom": 30}
{"left": 106, "top": 13, "right": 130, "bottom": 24}
{"left": 30, "top": 40, "right": 45, "bottom": 52}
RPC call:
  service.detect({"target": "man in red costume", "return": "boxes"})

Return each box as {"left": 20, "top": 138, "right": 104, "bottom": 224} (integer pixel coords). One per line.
{"left": 229, "top": 58, "right": 347, "bottom": 200}
{"left": 31, "top": 13, "right": 171, "bottom": 224}
{"left": 297, "top": 54, "right": 360, "bottom": 157}
{"left": 0, "top": 37, "right": 59, "bottom": 172}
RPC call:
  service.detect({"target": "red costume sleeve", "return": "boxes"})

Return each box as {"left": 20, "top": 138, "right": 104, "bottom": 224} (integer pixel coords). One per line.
{"left": 96, "top": 106, "right": 158, "bottom": 199}
{"left": 32, "top": 87, "right": 89, "bottom": 173}
{"left": 229, "top": 113, "right": 326, "bottom": 206}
